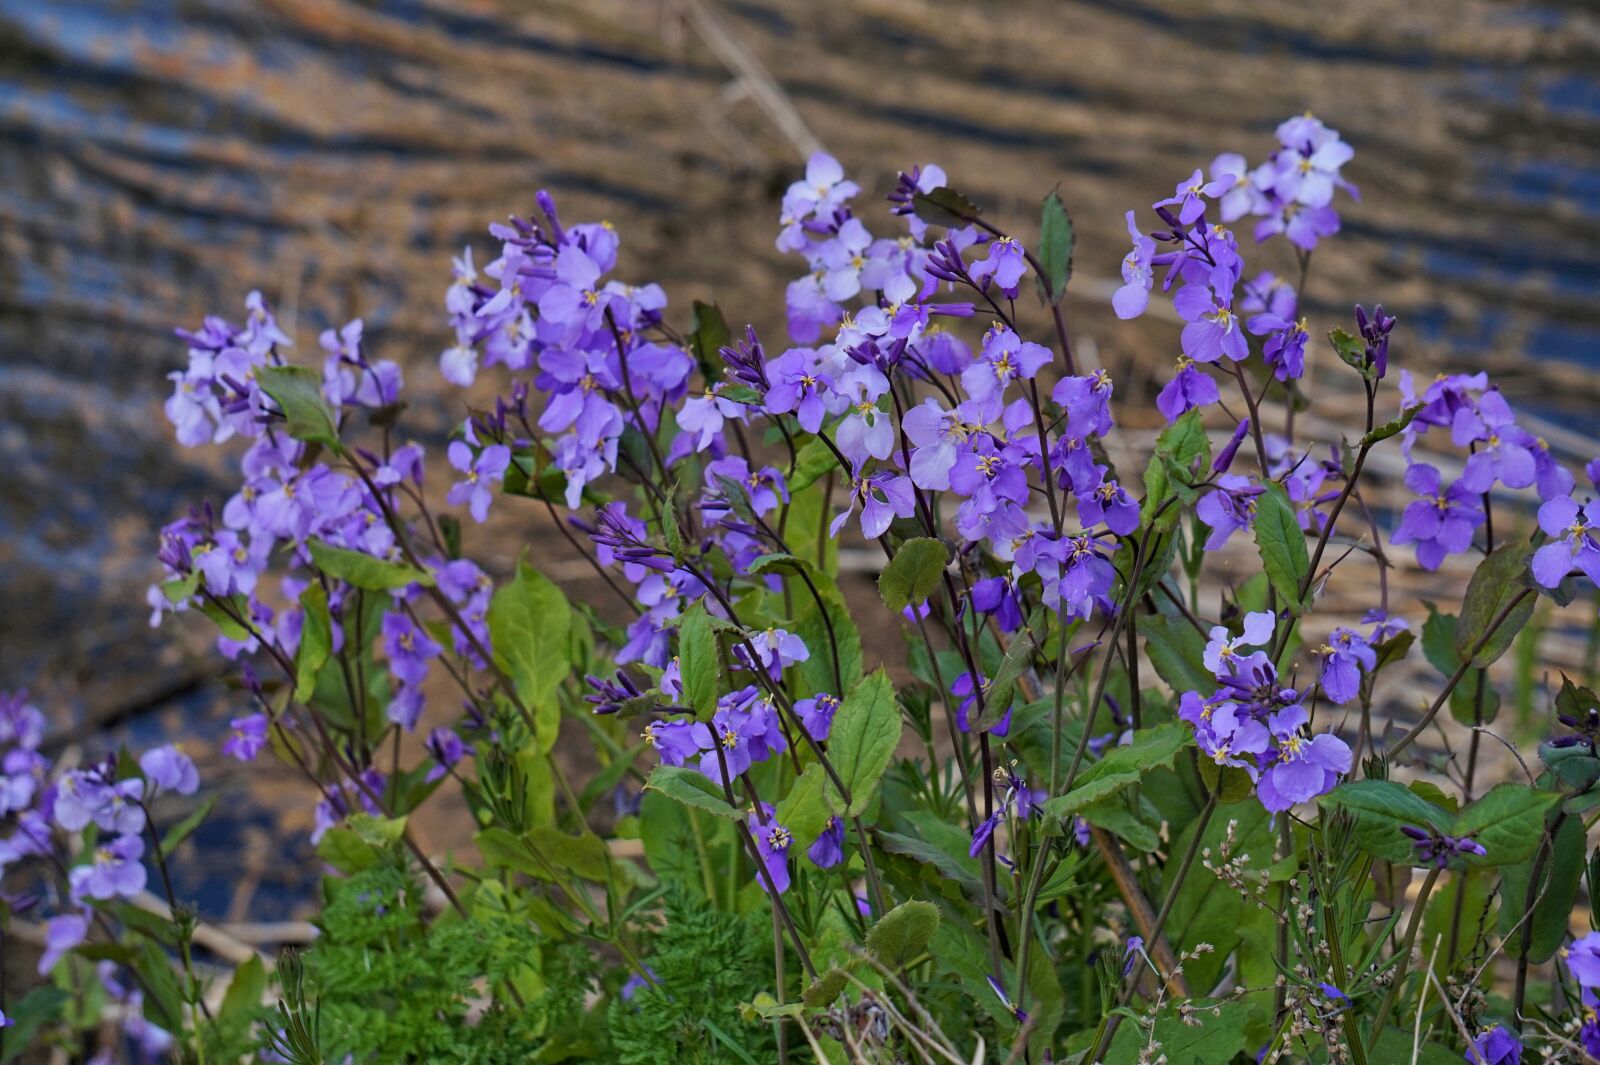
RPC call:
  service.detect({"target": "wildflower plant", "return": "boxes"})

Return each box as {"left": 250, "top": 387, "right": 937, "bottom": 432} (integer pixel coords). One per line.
{"left": 7, "top": 113, "right": 1600, "bottom": 1064}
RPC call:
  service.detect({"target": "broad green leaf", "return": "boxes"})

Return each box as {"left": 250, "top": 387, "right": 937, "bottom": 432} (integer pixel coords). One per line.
{"left": 866, "top": 899, "right": 940, "bottom": 968}
{"left": 1136, "top": 613, "right": 1212, "bottom": 695}
{"left": 1320, "top": 779, "right": 1451, "bottom": 862}
{"left": 1499, "top": 814, "right": 1583, "bottom": 962}
{"left": 159, "top": 795, "right": 216, "bottom": 855}
{"left": 1422, "top": 605, "right": 1499, "bottom": 725}
{"left": 802, "top": 967, "right": 852, "bottom": 1008}
{"left": 788, "top": 436, "right": 839, "bottom": 494}
{"left": 1037, "top": 191, "right": 1074, "bottom": 302}
{"left": 1253, "top": 479, "right": 1310, "bottom": 612}
{"left": 1452, "top": 783, "right": 1559, "bottom": 866}
{"left": 825, "top": 670, "right": 902, "bottom": 816}
{"left": 1077, "top": 796, "right": 1160, "bottom": 852}
{"left": 774, "top": 767, "right": 832, "bottom": 848}
{"left": 308, "top": 540, "right": 432, "bottom": 591}
{"left": 1044, "top": 722, "right": 1193, "bottom": 820}
{"left": 1456, "top": 542, "right": 1535, "bottom": 668}
{"left": 677, "top": 603, "right": 718, "bottom": 717}
{"left": 878, "top": 537, "right": 949, "bottom": 613}
{"left": 476, "top": 825, "right": 612, "bottom": 882}
{"left": 488, "top": 559, "right": 572, "bottom": 748}
{"left": 219, "top": 954, "right": 268, "bottom": 1023}
{"left": 974, "top": 628, "right": 1036, "bottom": 732}
{"left": 257, "top": 364, "right": 339, "bottom": 450}
{"left": 1328, "top": 327, "right": 1369, "bottom": 376}
{"left": 1167, "top": 800, "right": 1272, "bottom": 991}
{"left": 644, "top": 765, "right": 739, "bottom": 819}
{"left": 295, "top": 582, "right": 333, "bottom": 702}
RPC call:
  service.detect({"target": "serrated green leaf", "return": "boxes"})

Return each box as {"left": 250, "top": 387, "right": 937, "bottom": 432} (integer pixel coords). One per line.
{"left": 1038, "top": 191, "right": 1074, "bottom": 302}
{"left": 825, "top": 669, "right": 901, "bottom": 817}
{"left": 644, "top": 765, "right": 739, "bottom": 819}
{"left": 878, "top": 537, "right": 949, "bottom": 613}
{"left": 257, "top": 364, "right": 340, "bottom": 450}
{"left": 1044, "top": 722, "right": 1193, "bottom": 820}
{"left": 677, "top": 603, "right": 718, "bottom": 717}
{"left": 488, "top": 558, "right": 572, "bottom": 748}
{"left": 1253, "top": 479, "right": 1310, "bottom": 612}
{"left": 1456, "top": 542, "right": 1535, "bottom": 668}
{"left": 308, "top": 540, "right": 432, "bottom": 591}
{"left": 866, "top": 900, "right": 940, "bottom": 968}
{"left": 1452, "top": 782, "right": 1559, "bottom": 866}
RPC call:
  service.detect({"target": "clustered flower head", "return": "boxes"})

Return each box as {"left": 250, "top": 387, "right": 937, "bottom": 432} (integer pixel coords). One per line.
{"left": 1180, "top": 612, "right": 1353, "bottom": 813}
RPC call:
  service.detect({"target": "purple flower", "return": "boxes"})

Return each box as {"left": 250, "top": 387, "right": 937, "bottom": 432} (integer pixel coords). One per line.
{"left": 223, "top": 713, "right": 269, "bottom": 762}
{"left": 38, "top": 912, "right": 89, "bottom": 975}
{"left": 1391, "top": 463, "right": 1485, "bottom": 571}
{"left": 139, "top": 745, "right": 199, "bottom": 796}
{"left": 1175, "top": 281, "right": 1248, "bottom": 363}
{"left": 382, "top": 610, "right": 442, "bottom": 687}
{"left": 424, "top": 728, "right": 466, "bottom": 783}
{"left": 1532, "top": 495, "right": 1600, "bottom": 588}
{"left": 1204, "top": 611, "right": 1276, "bottom": 676}
{"left": 763, "top": 347, "right": 835, "bottom": 433}
{"left": 735, "top": 628, "right": 811, "bottom": 680}
{"left": 54, "top": 772, "right": 145, "bottom": 836}
{"left": 1122, "top": 936, "right": 1146, "bottom": 977}
{"left": 985, "top": 974, "right": 1028, "bottom": 1025}
{"left": 642, "top": 718, "right": 711, "bottom": 768}
{"left": 1256, "top": 705, "right": 1351, "bottom": 812}
{"left": 1156, "top": 356, "right": 1220, "bottom": 423}
{"left": 749, "top": 805, "right": 793, "bottom": 894}
{"left": 808, "top": 816, "right": 845, "bottom": 869}
{"left": 698, "top": 692, "right": 786, "bottom": 785}
{"left": 1566, "top": 931, "right": 1600, "bottom": 990}
{"left": 796, "top": 693, "right": 840, "bottom": 742}
{"left": 1465, "top": 1025, "right": 1520, "bottom": 1065}
{"left": 1454, "top": 391, "right": 1536, "bottom": 492}
{"left": 446, "top": 440, "right": 510, "bottom": 523}
{"left": 1077, "top": 475, "right": 1140, "bottom": 536}
{"left": 968, "top": 236, "right": 1027, "bottom": 299}
{"left": 831, "top": 470, "right": 917, "bottom": 540}
{"left": 1155, "top": 168, "right": 1233, "bottom": 226}
{"left": 1249, "top": 312, "right": 1309, "bottom": 381}
{"left": 951, "top": 671, "right": 1011, "bottom": 736}
{"left": 1315, "top": 628, "right": 1376, "bottom": 705}
{"left": 1400, "top": 824, "right": 1486, "bottom": 868}
{"left": 70, "top": 834, "right": 148, "bottom": 902}
{"left": 902, "top": 398, "right": 979, "bottom": 491}
{"left": 1113, "top": 211, "right": 1156, "bottom": 319}
{"left": 1196, "top": 474, "right": 1264, "bottom": 550}
{"left": 1053, "top": 369, "right": 1116, "bottom": 439}
{"left": 961, "top": 325, "right": 1051, "bottom": 406}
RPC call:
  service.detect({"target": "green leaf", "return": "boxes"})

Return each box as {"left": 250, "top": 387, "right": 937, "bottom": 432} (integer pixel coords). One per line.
{"left": 219, "top": 953, "right": 268, "bottom": 1023}
{"left": 802, "top": 967, "right": 852, "bottom": 1008}
{"left": 716, "top": 384, "right": 763, "bottom": 405}
{"left": 1136, "top": 614, "right": 1212, "bottom": 695}
{"left": 644, "top": 765, "right": 739, "bottom": 819}
{"left": 1142, "top": 410, "right": 1209, "bottom": 526}
{"left": 308, "top": 540, "right": 432, "bottom": 591}
{"left": 1253, "top": 479, "right": 1310, "bottom": 612}
{"left": 1499, "top": 814, "right": 1583, "bottom": 962}
{"left": 295, "top": 582, "right": 333, "bottom": 702}
{"left": 877, "top": 537, "right": 949, "bottom": 613}
{"left": 1451, "top": 783, "right": 1559, "bottom": 866}
{"left": 1103, "top": 997, "right": 1256, "bottom": 1064}
{"left": 688, "top": 300, "right": 731, "bottom": 379}
{"left": 0, "top": 986, "right": 70, "bottom": 1063}
{"left": 1167, "top": 801, "right": 1272, "bottom": 992}
{"left": 974, "top": 628, "right": 1036, "bottom": 731}
{"left": 788, "top": 436, "right": 839, "bottom": 494}
{"left": 488, "top": 558, "right": 573, "bottom": 748}
{"left": 1422, "top": 605, "right": 1500, "bottom": 725}
{"left": 1078, "top": 796, "right": 1160, "bottom": 852}
{"left": 774, "top": 767, "right": 832, "bottom": 849}
{"left": 677, "top": 603, "right": 718, "bottom": 717}
{"left": 1360, "top": 403, "right": 1420, "bottom": 447}
{"left": 1320, "top": 779, "right": 1451, "bottom": 862}
{"left": 865, "top": 900, "right": 940, "bottom": 968}
{"left": 1328, "top": 327, "right": 1369, "bottom": 376}
{"left": 825, "top": 670, "right": 902, "bottom": 816}
{"left": 1456, "top": 542, "right": 1535, "bottom": 668}
{"left": 476, "top": 825, "right": 613, "bottom": 882}
{"left": 159, "top": 795, "right": 216, "bottom": 855}
{"left": 1037, "top": 191, "right": 1074, "bottom": 302}
{"left": 257, "top": 364, "right": 340, "bottom": 450}
{"left": 1043, "top": 722, "right": 1193, "bottom": 820}
{"left": 911, "top": 186, "right": 980, "bottom": 229}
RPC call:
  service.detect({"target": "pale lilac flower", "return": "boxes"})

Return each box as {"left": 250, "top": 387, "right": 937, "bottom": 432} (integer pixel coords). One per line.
{"left": 1113, "top": 211, "right": 1156, "bottom": 319}
{"left": 70, "top": 835, "right": 148, "bottom": 902}
{"left": 222, "top": 714, "right": 269, "bottom": 762}
{"left": 447, "top": 441, "right": 510, "bottom": 523}
{"left": 1204, "top": 611, "right": 1276, "bottom": 675}
{"left": 1532, "top": 495, "right": 1600, "bottom": 588}
{"left": 139, "top": 745, "right": 199, "bottom": 796}
{"left": 38, "top": 912, "right": 89, "bottom": 975}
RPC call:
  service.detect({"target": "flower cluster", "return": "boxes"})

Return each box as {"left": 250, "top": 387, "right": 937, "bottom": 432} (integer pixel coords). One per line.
{"left": 1179, "top": 612, "right": 1353, "bottom": 813}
